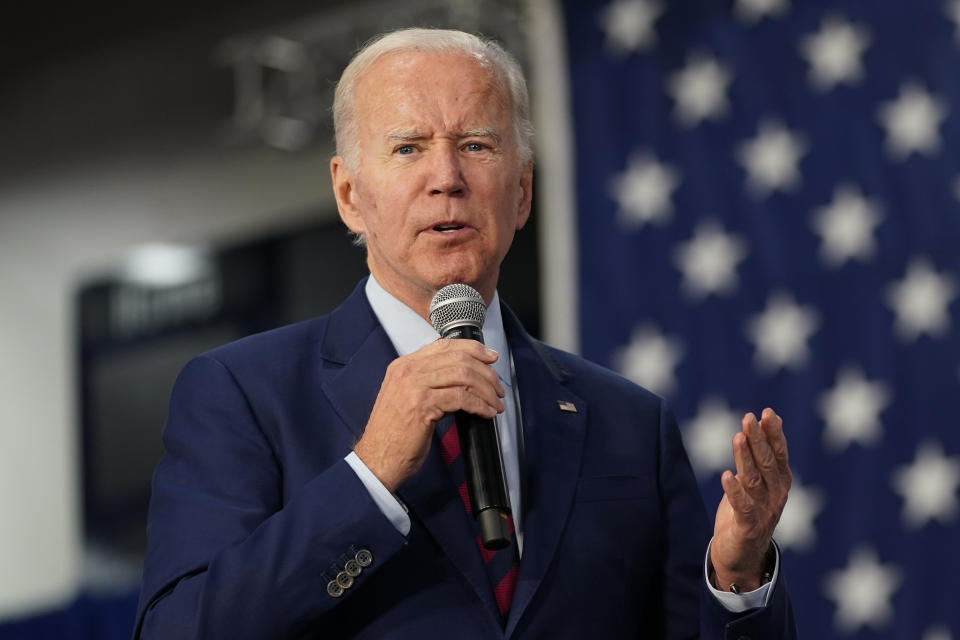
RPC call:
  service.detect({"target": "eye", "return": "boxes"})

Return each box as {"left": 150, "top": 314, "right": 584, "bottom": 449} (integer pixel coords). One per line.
{"left": 395, "top": 144, "right": 416, "bottom": 155}
{"left": 464, "top": 142, "right": 487, "bottom": 152}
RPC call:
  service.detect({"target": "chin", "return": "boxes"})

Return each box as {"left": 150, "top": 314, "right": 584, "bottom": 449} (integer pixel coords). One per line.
{"left": 429, "top": 263, "right": 480, "bottom": 286}
{"left": 421, "top": 254, "right": 497, "bottom": 295}
{"left": 431, "top": 275, "right": 476, "bottom": 291}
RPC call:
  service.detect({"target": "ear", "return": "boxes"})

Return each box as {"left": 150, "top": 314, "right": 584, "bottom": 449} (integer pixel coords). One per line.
{"left": 515, "top": 161, "right": 534, "bottom": 230}
{"left": 330, "top": 156, "right": 367, "bottom": 236}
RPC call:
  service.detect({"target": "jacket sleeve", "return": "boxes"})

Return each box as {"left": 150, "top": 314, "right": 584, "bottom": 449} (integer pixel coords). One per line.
{"left": 133, "top": 355, "right": 408, "bottom": 639}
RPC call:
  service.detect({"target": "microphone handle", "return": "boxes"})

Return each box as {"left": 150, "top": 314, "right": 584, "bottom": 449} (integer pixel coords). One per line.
{"left": 454, "top": 410, "right": 511, "bottom": 550}
{"left": 441, "top": 323, "right": 512, "bottom": 550}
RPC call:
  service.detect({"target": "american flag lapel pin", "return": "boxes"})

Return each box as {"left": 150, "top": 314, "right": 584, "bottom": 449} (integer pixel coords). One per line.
{"left": 557, "top": 400, "right": 578, "bottom": 413}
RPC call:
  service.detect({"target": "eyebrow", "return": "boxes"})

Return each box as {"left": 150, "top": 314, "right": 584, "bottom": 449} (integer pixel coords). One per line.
{"left": 385, "top": 128, "right": 502, "bottom": 144}
{"left": 386, "top": 130, "right": 425, "bottom": 142}
{"left": 461, "top": 128, "right": 501, "bottom": 144}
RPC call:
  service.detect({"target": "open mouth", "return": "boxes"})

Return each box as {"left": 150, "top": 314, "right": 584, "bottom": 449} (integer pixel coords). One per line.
{"left": 433, "top": 223, "right": 466, "bottom": 232}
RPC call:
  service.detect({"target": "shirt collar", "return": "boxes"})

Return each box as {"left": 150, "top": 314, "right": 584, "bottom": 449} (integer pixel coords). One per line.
{"left": 364, "top": 275, "right": 512, "bottom": 387}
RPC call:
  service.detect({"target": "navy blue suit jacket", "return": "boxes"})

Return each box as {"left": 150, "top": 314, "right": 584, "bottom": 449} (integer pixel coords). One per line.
{"left": 135, "top": 280, "right": 796, "bottom": 639}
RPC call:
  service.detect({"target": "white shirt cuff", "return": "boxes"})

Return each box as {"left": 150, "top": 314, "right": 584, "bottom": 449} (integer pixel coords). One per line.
{"left": 703, "top": 538, "right": 780, "bottom": 613}
{"left": 344, "top": 452, "right": 411, "bottom": 535}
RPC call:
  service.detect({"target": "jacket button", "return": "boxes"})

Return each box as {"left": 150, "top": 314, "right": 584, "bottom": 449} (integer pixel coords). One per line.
{"left": 344, "top": 559, "right": 362, "bottom": 577}
{"left": 355, "top": 549, "right": 373, "bottom": 567}
{"left": 327, "top": 580, "right": 344, "bottom": 598}
{"left": 336, "top": 571, "right": 354, "bottom": 589}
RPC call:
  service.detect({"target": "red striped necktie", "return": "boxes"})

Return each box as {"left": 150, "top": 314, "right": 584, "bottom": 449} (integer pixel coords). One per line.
{"left": 435, "top": 415, "right": 519, "bottom": 620}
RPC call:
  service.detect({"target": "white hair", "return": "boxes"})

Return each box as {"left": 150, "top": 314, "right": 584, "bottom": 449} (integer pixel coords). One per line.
{"left": 332, "top": 27, "right": 534, "bottom": 174}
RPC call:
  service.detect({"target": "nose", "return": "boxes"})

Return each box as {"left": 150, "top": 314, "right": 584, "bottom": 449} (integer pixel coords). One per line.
{"left": 427, "top": 145, "right": 466, "bottom": 197}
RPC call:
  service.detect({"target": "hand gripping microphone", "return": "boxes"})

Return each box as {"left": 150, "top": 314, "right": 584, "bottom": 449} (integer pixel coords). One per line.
{"left": 429, "top": 283, "right": 512, "bottom": 550}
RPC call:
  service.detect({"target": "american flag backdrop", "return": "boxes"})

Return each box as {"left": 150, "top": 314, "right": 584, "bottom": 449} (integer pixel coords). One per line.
{"left": 558, "top": 0, "right": 960, "bottom": 637}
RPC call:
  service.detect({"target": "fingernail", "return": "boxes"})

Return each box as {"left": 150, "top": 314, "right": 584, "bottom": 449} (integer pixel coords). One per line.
{"left": 484, "top": 347, "right": 498, "bottom": 358}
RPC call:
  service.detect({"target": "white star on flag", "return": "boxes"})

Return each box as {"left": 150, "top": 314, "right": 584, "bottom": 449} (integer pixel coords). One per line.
{"left": 613, "top": 323, "right": 684, "bottom": 396}
{"left": 886, "top": 257, "right": 957, "bottom": 341}
{"left": 609, "top": 151, "right": 680, "bottom": 228}
{"left": 746, "top": 291, "right": 819, "bottom": 373}
{"left": 681, "top": 396, "right": 740, "bottom": 477}
{"left": 948, "top": 0, "right": 960, "bottom": 44}
{"left": 774, "top": 477, "right": 824, "bottom": 551}
{"left": 799, "top": 15, "right": 871, "bottom": 92}
{"left": 823, "top": 547, "right": 902, "bottom": 633}
{"left": 877, "top": 82, "right": 948, "bottom": 160}
{"left": 818, "top": 366, "right": 891, "bottom": 452}
{"left": 891, "top": 440, "right": 960, "bottom": 529}
{"left": 666, "top": 52, "right": 733, "bottom": 127}
{"left": 923, "top": 625, "right": 954, "bottom": 640}
{"left": 598, "top": 0, "right": 664, "bottom": 55}
{"left": 811, "top": 183, "right": 883, "bottom": 268}
{"left": 736, "top": 119, "right": 808, "bottom": 197}
{"left": 673, "top": 219, "right": 749, "bottom": 300}
{"left": 734, "top": 0, "right": 790, "bottom": 25}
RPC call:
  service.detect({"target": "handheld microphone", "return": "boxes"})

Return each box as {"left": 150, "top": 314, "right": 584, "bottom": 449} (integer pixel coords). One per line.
{"left": 429, "top": 284, "right": 512, "bottom": 550}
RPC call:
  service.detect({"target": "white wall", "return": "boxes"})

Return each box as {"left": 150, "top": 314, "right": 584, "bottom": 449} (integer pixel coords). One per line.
{"left": 0, "top": 143, "right": 336, "bottom": 619}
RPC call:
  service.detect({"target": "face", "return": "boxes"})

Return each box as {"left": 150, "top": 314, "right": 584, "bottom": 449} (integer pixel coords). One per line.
{"left": 331, "top": 50, "right": 533, "bottom": 316}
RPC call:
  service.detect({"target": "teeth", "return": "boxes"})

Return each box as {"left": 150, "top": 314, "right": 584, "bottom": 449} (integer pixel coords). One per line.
{"left": 435, "top": 225, "right": 464, "bottom": 232}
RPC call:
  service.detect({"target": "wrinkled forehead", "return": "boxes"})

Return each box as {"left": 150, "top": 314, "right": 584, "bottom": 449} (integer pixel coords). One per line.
{"left": 354, "top": 49, "right": 512, "bottom": 115}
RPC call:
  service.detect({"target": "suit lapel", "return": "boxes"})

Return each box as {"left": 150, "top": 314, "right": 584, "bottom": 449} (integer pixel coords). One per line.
{"left": 318, "top": 282, "right": 396, "bottom": 443}
{"left": 501, "top": 306, "right": 587, "bottom": 638}
{"left": 318, "top": 281, "right": 501, "bottom": 624}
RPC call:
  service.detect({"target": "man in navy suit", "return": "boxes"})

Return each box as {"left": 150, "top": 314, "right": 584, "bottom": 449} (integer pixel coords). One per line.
{"left": 135, "top": 28, "right": 797, "bottom": 638}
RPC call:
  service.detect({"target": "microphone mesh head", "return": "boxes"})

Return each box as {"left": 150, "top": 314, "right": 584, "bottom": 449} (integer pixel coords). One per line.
{"left": 429, "top": 283, "right": 486, "bottom": 334}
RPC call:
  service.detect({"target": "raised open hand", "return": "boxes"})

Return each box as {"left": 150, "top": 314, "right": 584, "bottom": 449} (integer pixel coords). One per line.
{"left": 710, "top": 408, "right": 792, "bottom": 592}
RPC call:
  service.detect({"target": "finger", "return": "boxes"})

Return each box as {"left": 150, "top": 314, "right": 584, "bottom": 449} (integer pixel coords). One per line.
{"left": 426, "top": 360, "right": 505, "bottom": 413}
{"left": 434, "top": 384, "right": 502, "bottom": 419}
{"left": 449, "top": 351, "right": 505, "bottom": 396}
{"left": 760, "top": 408, "right": 791, "bottom": 480}
{"left": 742, "top": 411, "right": 782, "bottom": 495}
{"left": 732, "top": 428, "right": 765, "bottom": 499}
{"left": 431, "top": 376, "right": 505, "bottom": 414}
{"left": 426, "top": 357, "right": 505, "bottom": 399}
{"left": 427, "top": 338, "right": 499, "bottom": 364}
{"left": 720, "top": 469, "right": 750, "bottom": 520}
{"left": 450, "top": 382, "right": 505, "bottom": 415}
{"left": 417, "top": 347, "right": 505, "bottom": 397}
